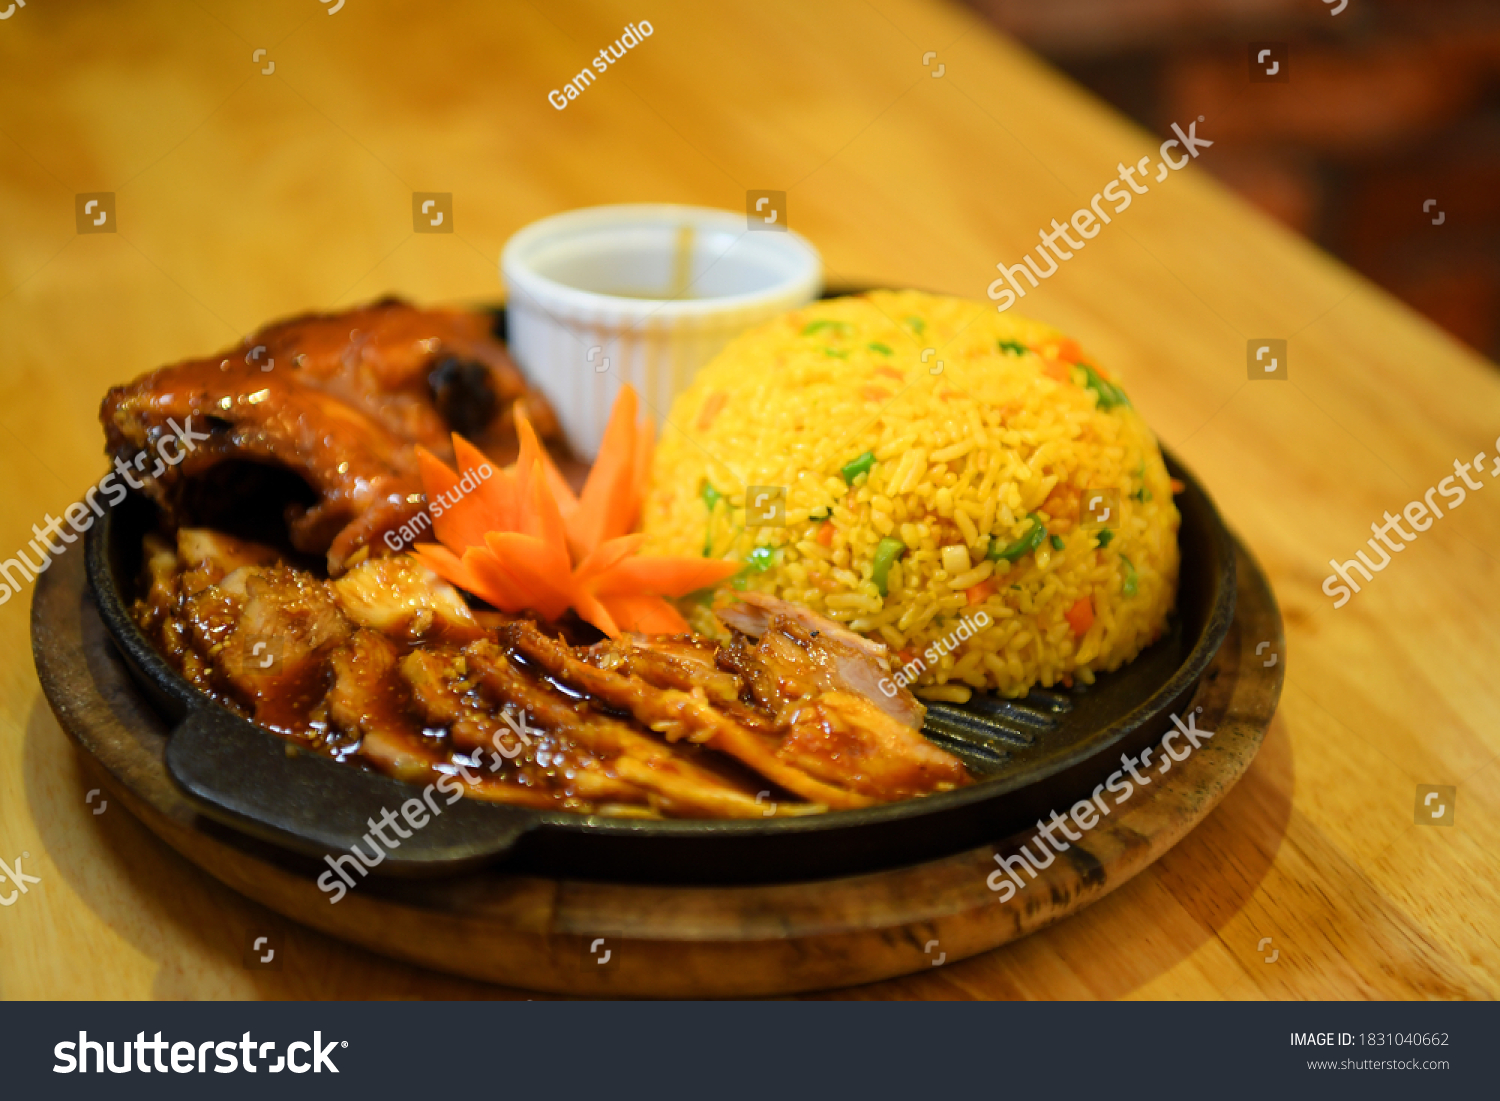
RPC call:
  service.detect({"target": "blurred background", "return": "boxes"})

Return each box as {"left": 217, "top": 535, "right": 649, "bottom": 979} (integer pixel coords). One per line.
{"left": 967, "top": 0, "right": 1500, "bottom": 362}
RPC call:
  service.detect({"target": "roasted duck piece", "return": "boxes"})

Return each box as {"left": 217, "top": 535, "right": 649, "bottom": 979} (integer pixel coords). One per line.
{"left": 133, "top": 529, "right": 971, "bottom": 817}
{"left": 100, "top": 299, "right": 564, "bottom": 574}
{"left": 503, "top": 619, "right": 875, "bottom": 810}
{"left": 712, "top": 595, "right": 963, "bottom": 799}
{"left": 715, "top": 591, "right": 927, "bottom": 731}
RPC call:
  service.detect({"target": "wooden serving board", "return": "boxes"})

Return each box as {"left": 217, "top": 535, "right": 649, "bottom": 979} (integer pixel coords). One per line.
{"left": 31, "top": 537, "right": 1281, "bottom": 997}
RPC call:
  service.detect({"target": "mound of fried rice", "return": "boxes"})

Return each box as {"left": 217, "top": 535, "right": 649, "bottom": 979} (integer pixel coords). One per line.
{"left": 640, "top": 290, "right": 1180, "bottom": 700}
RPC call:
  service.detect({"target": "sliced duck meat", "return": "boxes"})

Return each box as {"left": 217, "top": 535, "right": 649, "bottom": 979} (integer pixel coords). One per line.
{"left": 465, "top": 641, "right": 780, "bottom": 818}
{"left": 776, "top": 691, "right": 969, "bottom": 800}
{"left": 715, "top": 591, "right": 926, "bottom": 731}
{"left": 131, "top": 530, "right": 970, "bottom": 818}
{"left": 499, "top": 620, "right": 876, "bottom": 810}
{"left": 583, "top": 634, "right": 744, "bottom": 704}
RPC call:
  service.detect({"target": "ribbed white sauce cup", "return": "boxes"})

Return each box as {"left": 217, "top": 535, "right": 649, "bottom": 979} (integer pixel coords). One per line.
{"left": 501, "top": 204, "right": 822, "bottom": 459}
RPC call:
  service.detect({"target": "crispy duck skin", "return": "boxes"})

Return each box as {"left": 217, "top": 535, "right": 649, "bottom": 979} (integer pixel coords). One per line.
{"left": 243, "top": 299, "right": 559, "bottom": 451}
{"left": 100, "top": 299, "right": 563, "bottom": 574}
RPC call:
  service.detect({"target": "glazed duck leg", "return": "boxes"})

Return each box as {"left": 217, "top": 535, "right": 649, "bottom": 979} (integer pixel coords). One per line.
{"left": 100, "top": 299, "right": 564, "bottom": 573}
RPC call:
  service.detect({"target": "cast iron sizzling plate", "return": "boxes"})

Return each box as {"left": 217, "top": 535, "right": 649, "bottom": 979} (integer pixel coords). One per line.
{"left": 85, "top": 318, "right": 1235, "bottom": 887}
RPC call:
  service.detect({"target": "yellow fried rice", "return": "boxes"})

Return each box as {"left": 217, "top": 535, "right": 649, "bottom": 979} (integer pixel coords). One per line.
{"left": 640, "top": 290, "right": 1180, "bottom": 700}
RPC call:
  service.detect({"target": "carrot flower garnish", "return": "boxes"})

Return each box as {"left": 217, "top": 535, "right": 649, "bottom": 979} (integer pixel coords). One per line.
{"left": 409, "top": 384, "right": 739, "bottom": 637}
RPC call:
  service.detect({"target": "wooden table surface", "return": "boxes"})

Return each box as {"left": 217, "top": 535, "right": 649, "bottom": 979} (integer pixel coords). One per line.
{"left": 2, "top": 0, "right": 1497, "bottom": 1001}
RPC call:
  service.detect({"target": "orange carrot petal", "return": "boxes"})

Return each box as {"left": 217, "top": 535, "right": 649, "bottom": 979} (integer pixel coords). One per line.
{"left": 509, "top": 407, "right": 577, "bottom": 519}
{"left": 411, "top": 541, "right": 525, "bottom": 613}
{"left": 598, "top": 406, "right": 646, "bottom": 545}
{"left": 483, "top": 528, "right": 568, "bottom": 576}
{"left": 409, "top": 543, "right": 487, "bottom": 597}
{"left": 452, "top": 433, "right": 517, "bottom": 532}
{"left": 482, "top": 531, "right": 572, "bottom": 620}
{"left": 450, "top": 433, "right": 489, "bottom": 481}
{"left": 572, "top": 533, "right": 647, "bottom": 585}
{"left": 461, "top": 545, "right": 531, "bottom": 612}
{"left": 507, "top": 416, "right": 573, "bottom": 566}
{"left": 415, "top": 446, "right": 503, "bottom": 551}
{"left": 590, "top": 554, "right": 741, "bottom": 599}
{"left": 543, "top": 458, "right": 580, "bottom": 520}
{"left": 511, "top": 410, "right": 543, "bottom": 534}
{"left": 569, "top": 383, "right": 638, "bottom": 557}
{"left": 516, "top": 455, "right": 570, "bottom": 560}
{"left": 570, "top": 586, "right": 622, "bottom": 638}
{"left": 491, "top": 466, "right": 519, "bottom": 530}
{"left": 600, "top": 593, "right": 689, "bottom": 636}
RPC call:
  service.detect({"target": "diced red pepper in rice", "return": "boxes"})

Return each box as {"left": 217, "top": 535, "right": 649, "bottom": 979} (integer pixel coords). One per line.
{"left": 1065, "top": 596, "right": 1094, "bottom": 637}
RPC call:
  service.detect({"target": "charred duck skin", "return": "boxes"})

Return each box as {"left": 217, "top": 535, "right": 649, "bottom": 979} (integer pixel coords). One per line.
{"left": 100, "top": 299, "right": 563, "bottom": 574}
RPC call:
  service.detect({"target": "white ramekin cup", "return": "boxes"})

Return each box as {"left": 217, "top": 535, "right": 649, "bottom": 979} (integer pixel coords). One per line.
{"left": 500, "top": 204, "right": 822, "bottom": 459}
